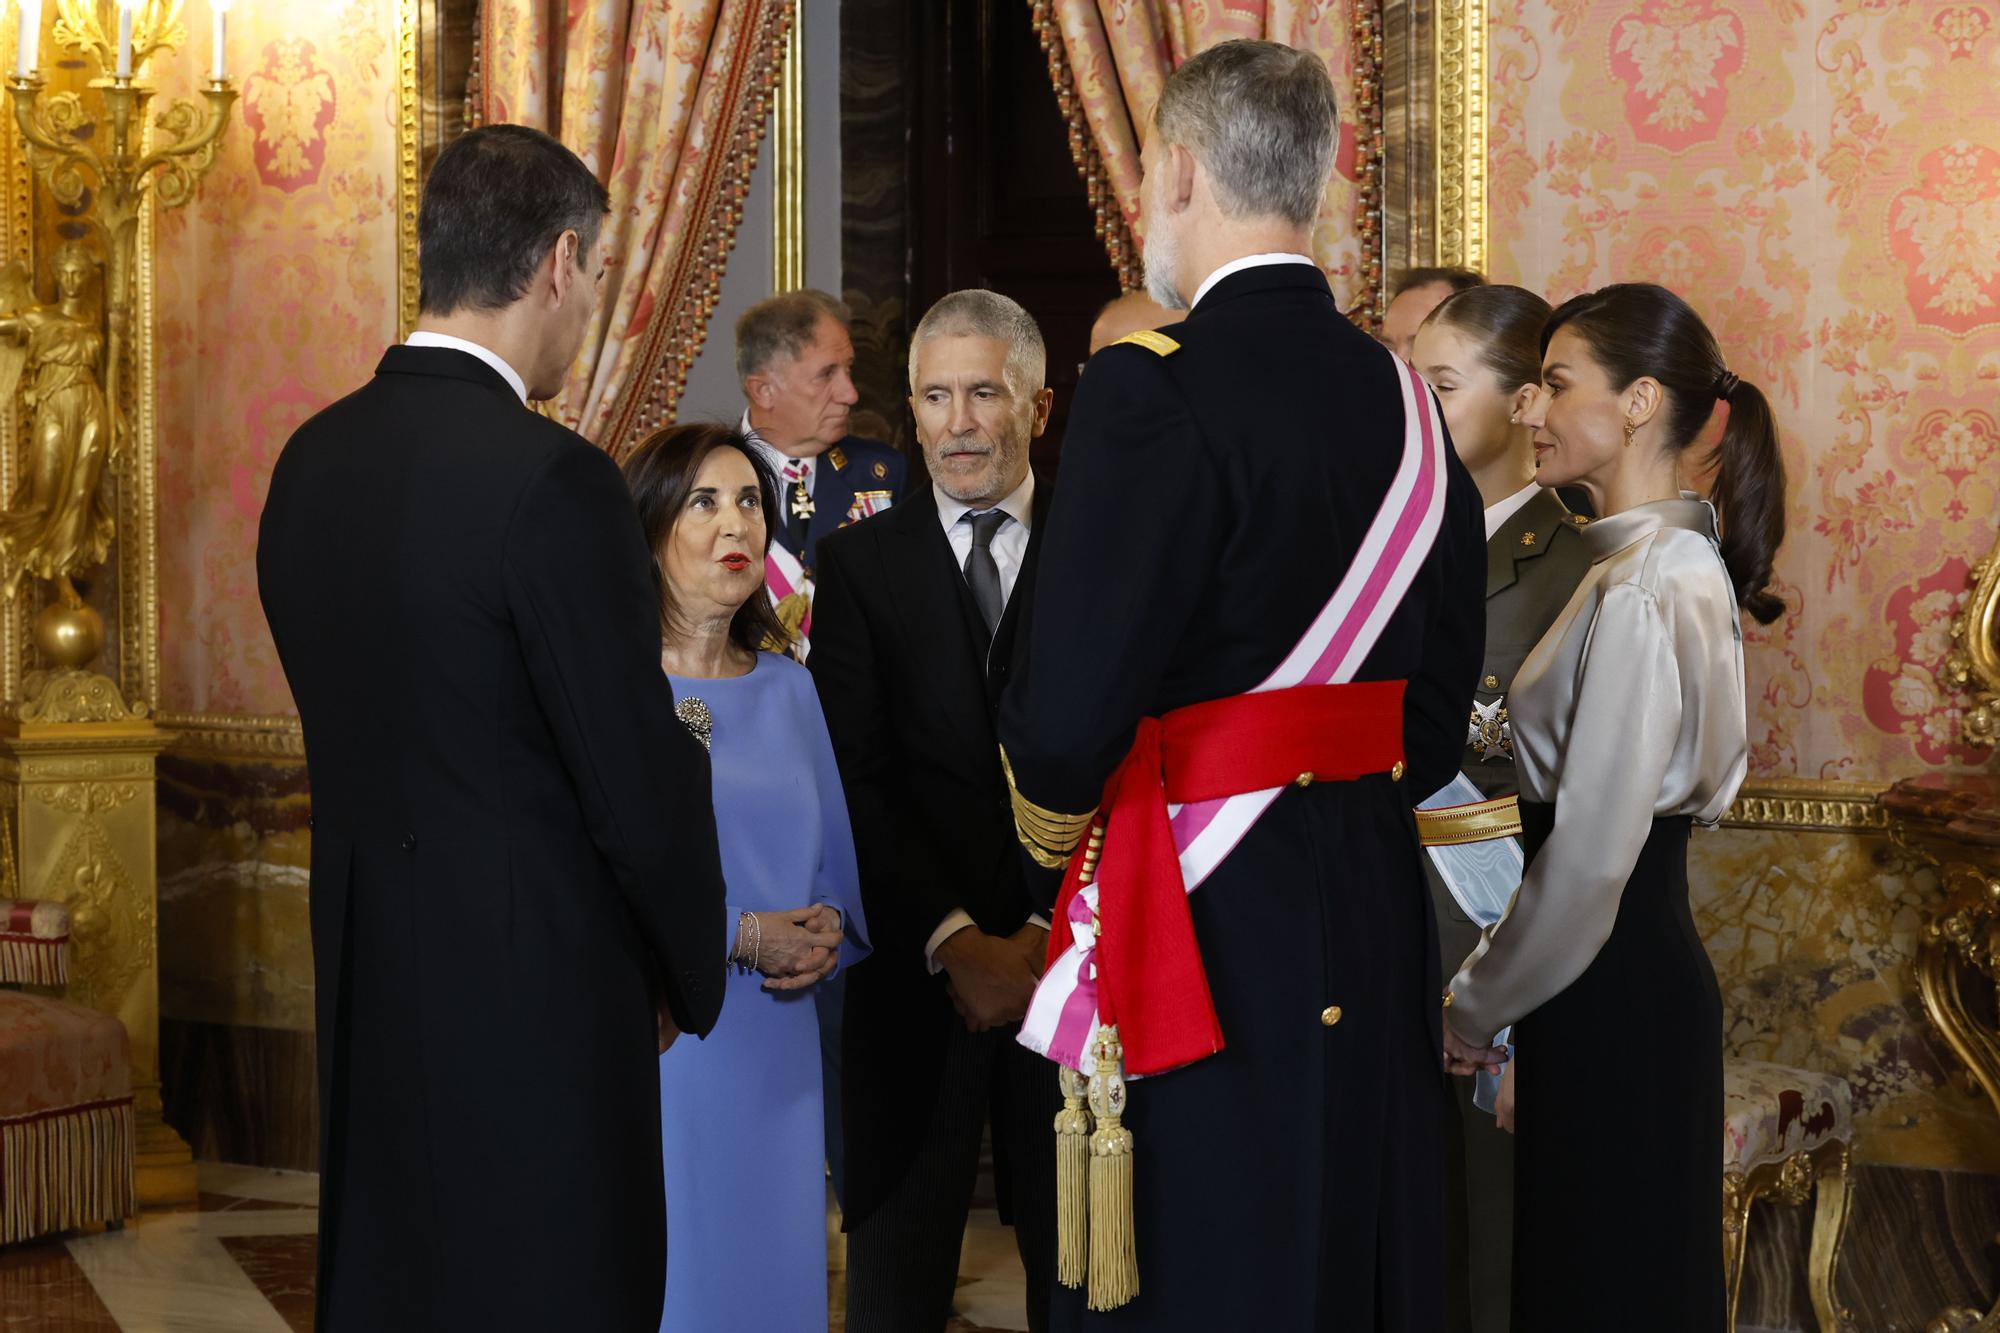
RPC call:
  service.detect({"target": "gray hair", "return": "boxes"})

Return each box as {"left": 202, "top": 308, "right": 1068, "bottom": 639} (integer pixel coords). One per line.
{"left": 1153, "top": 39, "right": 1338, "bottom": 228}
{"left": 907, "top": 289, "right": 1047, "bottom": 397}
{"left": 735, "top": 289, "right": 851, "bottom": 383}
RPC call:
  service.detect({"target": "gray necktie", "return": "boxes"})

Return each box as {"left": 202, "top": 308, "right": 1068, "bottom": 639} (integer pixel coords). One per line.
{"left": 962, "top": 508, "right": 1008, "bottom": 634}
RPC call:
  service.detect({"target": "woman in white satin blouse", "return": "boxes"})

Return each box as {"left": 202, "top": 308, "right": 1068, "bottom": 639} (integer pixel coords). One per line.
{"left": 1440, "top": 283, "right": 1787, "bottom": 1331}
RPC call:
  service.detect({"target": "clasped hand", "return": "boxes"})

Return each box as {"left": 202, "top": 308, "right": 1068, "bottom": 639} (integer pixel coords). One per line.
{"left": 939, "top": 923, "right": 1047, "bottom": 1033}
{"left": 1442, "top": 1020, "right": 1508, "bottom": 1079}
{"left": 748, "top": 903, "right": 846, "bottom": 992}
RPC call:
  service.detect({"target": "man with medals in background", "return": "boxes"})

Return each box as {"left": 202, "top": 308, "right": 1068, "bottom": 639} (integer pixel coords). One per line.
{"left": 733, "top": 290, "right": 907, "bottom": 664}
{"left": 1406, "top": 284, "right": 1593, "bottom": 1333}
{"left": 997, "top": 39, "right": 1490, "bottom": 1331}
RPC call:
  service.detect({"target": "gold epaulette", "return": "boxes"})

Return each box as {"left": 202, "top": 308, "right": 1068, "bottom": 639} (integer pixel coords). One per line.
{"left": 1111, "top": 330, "right": 1180, "bottom": 357}
{"left": 1414, "top": 794, "right": 1523, "bottom": 846}
{"left": 1000, "top": 744, "right": 1097, "bottom": 870}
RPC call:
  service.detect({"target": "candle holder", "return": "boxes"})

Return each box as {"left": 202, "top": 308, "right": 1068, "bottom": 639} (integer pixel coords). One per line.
{"left": 7, "top": 71, "right": 235, "bottom": 474}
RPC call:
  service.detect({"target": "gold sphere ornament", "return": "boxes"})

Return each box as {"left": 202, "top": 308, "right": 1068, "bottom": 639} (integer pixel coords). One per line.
{"left": 34, "top": 600, "right": 103, "bottom": 669}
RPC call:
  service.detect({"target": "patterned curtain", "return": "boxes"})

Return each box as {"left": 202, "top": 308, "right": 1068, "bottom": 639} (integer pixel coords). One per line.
{"left": 1027, "top": 1, "right": 1385, "bottom": 321}
{"left": 478, "top": 0, "right": 792, "bottom": 453}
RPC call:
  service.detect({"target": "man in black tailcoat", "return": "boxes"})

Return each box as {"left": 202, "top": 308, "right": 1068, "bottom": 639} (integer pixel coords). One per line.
{"left": 997, "top": 41, "right": 1489, "bottom": 1331}
{"left": 257, "top": 126, "right": 731, "bottom": 1332}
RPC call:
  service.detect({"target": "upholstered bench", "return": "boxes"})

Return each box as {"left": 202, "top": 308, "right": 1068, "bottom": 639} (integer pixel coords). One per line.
{"left": 1722, "top": 1059, "right": 1855, "bottom": 1333}
{"left": 0, "top": 899, "right": 134, "bottom": 1245}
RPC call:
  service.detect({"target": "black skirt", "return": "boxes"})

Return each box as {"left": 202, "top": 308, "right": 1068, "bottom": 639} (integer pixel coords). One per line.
{"left": 1509, "top": 801, "right": 1724, "bottom": 1331}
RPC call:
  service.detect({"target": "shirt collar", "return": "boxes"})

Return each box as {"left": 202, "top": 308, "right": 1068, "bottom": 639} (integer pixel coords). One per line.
{"left": 1189, "top": 252, "right": 1319, "bottom": 312}
{"left": 740, "top": 409, "right": 812, "bottom": 481}
{"left": 1581, "top": 492, "right": 1720, "bottom": 561}
{"left": 935, "top": 470, "right": 1035, "bottom": 537}
{"left": 405, "top": 331, "right": 528, "bottom": 404}
{"left": 1483, "top": 482, "right": 1544, "bottom": 542}
{"left": 741, "top": 408, "right": 824, "bottom": 484}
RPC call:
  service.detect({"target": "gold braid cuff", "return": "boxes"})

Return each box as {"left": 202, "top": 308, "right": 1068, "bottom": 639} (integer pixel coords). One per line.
{"left": 1414, "top": 794, "right": 1522, "bottom": 846}
{"left": 1000, "top": 744, "right": 1097, "bottom": 870}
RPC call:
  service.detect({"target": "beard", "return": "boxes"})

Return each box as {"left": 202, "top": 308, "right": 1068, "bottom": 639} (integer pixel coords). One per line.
{"left": 1142, "top": 196, "right": 1190, "bottom": 312}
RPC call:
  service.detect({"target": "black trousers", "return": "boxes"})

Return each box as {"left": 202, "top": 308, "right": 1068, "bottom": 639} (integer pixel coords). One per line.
{"left": 845, "top": 1019, "right": 1059, "bottom": 1333}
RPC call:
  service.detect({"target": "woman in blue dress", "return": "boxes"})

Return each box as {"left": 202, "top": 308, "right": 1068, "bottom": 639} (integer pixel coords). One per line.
{"left": 622, "top": 422, "right": 870, "bottom": 1333}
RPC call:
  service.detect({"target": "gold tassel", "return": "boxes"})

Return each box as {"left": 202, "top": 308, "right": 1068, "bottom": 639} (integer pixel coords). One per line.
{"left": 1054, "top": 1064, "right": 1092, "bottom": 1288}
{"left": 1085, "top": 1027, "right": 1138, "bottom": 1311}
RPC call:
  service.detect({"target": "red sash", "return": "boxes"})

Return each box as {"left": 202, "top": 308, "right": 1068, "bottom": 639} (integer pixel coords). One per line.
{"left": 1045, "top": 679, "right": 1406, "bottom": 1076}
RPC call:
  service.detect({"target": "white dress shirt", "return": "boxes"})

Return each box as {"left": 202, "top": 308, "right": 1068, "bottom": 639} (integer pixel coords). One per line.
{"left": 1484, "top": 482, "right": 1543, "bottom": 541}
{"left": 741, "top": 409, "right": 816, "bottom": 499}
{"left": 1189, "top": 252, "right": 1321, "bottom": 311}
{"left": 405, "top": 331, "right": 527, "bottom": 404}
{"left": 924, "top": 470, "right": 1050, "bottom": 971}
{"left": 935, "top": 470, "right": 1035, "bottom": 606}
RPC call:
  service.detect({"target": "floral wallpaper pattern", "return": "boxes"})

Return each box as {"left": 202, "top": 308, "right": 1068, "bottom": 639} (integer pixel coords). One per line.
{"left": 1489, "top": 0, "right": 2000, "bottom": 782}
{"left": 1491, "top": 0, "right": 2000, "bottom": 1169}
{"left": 155, "top": 0, "right": 401, "bottom": 716}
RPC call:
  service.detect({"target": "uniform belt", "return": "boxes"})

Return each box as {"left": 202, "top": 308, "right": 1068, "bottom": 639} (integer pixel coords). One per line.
{"left": 1414, "top": 793, "right": 1522, "bottom": 846}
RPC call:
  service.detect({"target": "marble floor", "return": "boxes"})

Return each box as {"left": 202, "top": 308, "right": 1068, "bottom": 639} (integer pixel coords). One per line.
{"left": 0, "top": 1164, "right": 1032, "bottom": 1332}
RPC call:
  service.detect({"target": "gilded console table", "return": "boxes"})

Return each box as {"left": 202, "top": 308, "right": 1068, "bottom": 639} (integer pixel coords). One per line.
{"left": 1882, "top": 772, "right": 2000, "bottom": 1332}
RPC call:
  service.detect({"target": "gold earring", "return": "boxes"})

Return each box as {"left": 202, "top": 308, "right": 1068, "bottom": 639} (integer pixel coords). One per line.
{"left": 1623, "top": 419, "right": 1638, "bottom": 448}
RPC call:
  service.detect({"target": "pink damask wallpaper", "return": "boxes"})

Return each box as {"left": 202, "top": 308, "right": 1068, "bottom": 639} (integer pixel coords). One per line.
{"left": 1489, "top": 0, "right": 2000, "bottom": 783}
{"left": 153, "top": 2, "right": 402, "bottom": 716}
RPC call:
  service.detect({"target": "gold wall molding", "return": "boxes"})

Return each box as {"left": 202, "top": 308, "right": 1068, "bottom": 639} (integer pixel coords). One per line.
{"left": 1432, "top": 0, "right": 1485, "bottom": 273}
{"left": 155, "top": 711, "right": 303, "bottom": 761}
{"left": 1722, "top": 778, "right": 1888, "bottom": 834}
{"left": 771, "top": 10, "right": 803, "bottom": 291}
{"left": 396, "top": 0, "right": 421, "bottom": 338}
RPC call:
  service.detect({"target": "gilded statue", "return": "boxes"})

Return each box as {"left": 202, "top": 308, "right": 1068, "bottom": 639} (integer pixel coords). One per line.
{"left": 0, "top": 240, "right": 115, "bottom": 610}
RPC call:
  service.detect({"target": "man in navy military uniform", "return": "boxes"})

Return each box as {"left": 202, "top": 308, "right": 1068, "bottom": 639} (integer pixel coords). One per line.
{"left": 998, "top": 40, "right": 1489, "bottom": 1330}
{"left": 734, "top": 290, "right": 906, "bottom": 662}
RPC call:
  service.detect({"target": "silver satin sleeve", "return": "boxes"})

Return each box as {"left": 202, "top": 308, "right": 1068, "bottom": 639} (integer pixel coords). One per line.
{"left": 1446, "top": 535, "right": 1748, "bottom": 1046}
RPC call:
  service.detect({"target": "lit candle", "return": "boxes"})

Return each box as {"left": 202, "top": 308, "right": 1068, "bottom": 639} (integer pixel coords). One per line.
{"left": 15, "top": 0, "right": 40, "bottom": 79}
{"left": 210, "top": 0, "right": 230, "bottom": 81}
{"left": 115, "top": 0, "right": 134, "bottom": 80}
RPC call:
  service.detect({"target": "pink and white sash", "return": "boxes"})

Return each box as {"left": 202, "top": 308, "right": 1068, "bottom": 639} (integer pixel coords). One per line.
{"left": 1018, "top": 353, "right": 1452, "bottom": 1074}
{"left": 764, "top": 540, "right": 813, "bottom": 659}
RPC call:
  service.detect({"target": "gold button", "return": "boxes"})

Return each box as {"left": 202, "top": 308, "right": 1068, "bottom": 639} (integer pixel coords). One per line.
{"left": 1483, "top": 674, "right": 1500, "bottom": 690}
{"left": 1390, "top": 760, "right": 1406, "bottom": 782}
{"left": 1320, "top": 1005, "right": 1342, "bottom": 1027}
{"left": 1293, "top": 771, "right": 1315, "bottom": 788}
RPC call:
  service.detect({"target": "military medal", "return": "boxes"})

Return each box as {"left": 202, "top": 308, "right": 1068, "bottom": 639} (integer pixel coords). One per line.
{"left": 790, "top": 481, "right": 814, "bottom": 523}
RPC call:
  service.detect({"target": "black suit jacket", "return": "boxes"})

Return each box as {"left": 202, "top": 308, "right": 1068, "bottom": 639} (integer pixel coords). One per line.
{"left": 809, "top": 479, "right": 1050, "bottom": 1224}
{"left": 256, "top": 345, "right": 726, "bottom": 1332}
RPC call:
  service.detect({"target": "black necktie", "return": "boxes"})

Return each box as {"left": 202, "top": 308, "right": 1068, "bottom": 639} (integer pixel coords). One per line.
{"left": 963, "top": 509, "right": 1008, "bottom": 634}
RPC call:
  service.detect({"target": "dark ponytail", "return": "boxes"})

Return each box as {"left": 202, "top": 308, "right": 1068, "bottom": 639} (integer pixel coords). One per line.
{"left": 1542, "top": 283, "right": 1788, "bottom": 624}
{"left": 1709, "top": 378, "right": 1786, "bottom": 623}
